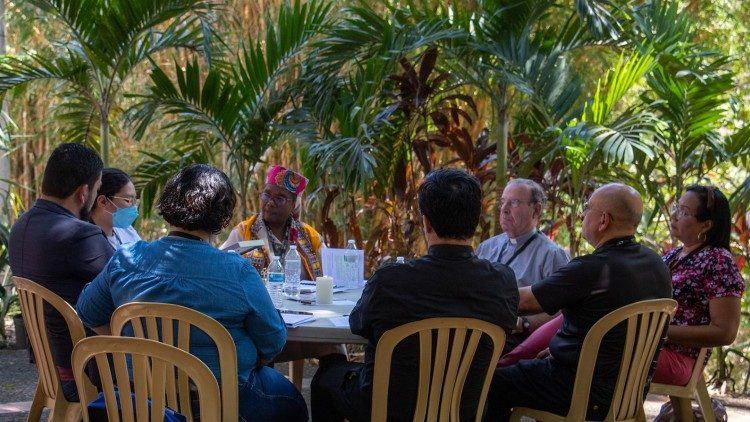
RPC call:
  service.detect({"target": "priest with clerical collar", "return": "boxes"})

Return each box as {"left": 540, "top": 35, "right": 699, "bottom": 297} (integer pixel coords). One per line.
{"left": 476, "top": 178, "right": 570, "bottom": 352}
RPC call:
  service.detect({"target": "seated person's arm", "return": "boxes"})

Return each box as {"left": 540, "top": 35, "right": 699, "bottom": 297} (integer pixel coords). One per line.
{"left": 243, "top": 268, "right": 287, "bottom": 362}
{"left": 667, "top": 296, "right": 741, "bottom": 347}
{"left": 516, "top": 311, "right": 559, "bottom": 333}
{"left": 76, "top": 263, "right": 117, "bottom": 334}
{"left": 518, "top": 248, "right": 568, "bottom": 332}
{"left": 518, "top": 286, "right": 544, "bottom": 315}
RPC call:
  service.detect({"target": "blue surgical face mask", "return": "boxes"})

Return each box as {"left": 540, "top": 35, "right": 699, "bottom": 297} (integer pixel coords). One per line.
{"left": 108, "top": 198, "right": 139, "bottom": 228}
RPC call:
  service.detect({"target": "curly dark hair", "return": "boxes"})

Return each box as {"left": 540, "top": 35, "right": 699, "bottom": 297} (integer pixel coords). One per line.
{"left": 157, "top": 164, "right": 237, "bottom": 234}
{"left": 686, "top": 184, "right": 731, "bottom": 250}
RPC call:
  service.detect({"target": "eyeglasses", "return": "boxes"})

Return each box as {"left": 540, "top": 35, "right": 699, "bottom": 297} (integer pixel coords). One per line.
{"left": 261, "top": 192, "right": 292, "bottom": 206}
{"left": 671, "top": 204, "right": 694, "bottom": 219}
{"left": 499, "top": 198, "right": 533, "bottom": 208}
{"left": 111, "top": 195, "right": 140, "bottom": 207}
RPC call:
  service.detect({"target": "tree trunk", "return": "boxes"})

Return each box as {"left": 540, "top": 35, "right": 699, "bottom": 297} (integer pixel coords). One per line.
{"left": 0, "top": 0, "right": 10, "bottom": 215}
{"left": 493, "top": 84, "right": 509, "bottom": 236}
{"left": 100, "top": 109, "right": 109, "bottom": 167}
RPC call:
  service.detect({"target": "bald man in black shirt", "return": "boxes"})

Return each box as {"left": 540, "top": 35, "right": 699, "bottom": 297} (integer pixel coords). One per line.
{"left": 485, "top": 183, "right": 672, "bottom": 421}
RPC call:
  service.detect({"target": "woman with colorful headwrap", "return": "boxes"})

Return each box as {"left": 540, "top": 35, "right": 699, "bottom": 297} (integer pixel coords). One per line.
{"left": 221, "top": 165, "right": 323, "bottom": 280}
{"left": 222, "top": 165, "right": 344, "bottom": 363}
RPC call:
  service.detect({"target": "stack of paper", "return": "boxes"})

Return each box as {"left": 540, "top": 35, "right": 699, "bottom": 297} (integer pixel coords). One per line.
{"left": 280, "top": 310, "right": 316, "bottom": 327}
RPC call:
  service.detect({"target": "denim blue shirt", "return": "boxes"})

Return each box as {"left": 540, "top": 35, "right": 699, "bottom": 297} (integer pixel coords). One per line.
{"left": 77, "top": 236, "right": 286, "bottom": 384}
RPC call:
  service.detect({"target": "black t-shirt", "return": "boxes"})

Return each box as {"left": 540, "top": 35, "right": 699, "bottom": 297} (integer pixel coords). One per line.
{"left": 9, "top": 199, "right": 114, "bottom": 368}
{"left": 349, "top": 244, "right": 519, "bottom": 420}
{"left": 532, "top": 236, "right": 672, "bottom": 374}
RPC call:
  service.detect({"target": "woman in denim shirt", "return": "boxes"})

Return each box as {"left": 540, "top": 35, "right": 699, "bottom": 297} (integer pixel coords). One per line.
{"left": 77, "top": 164, "right": 307, "bottom": 422}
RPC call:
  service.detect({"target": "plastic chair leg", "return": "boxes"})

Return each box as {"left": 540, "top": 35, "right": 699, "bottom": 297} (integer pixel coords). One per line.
{"left": 670, "top": 396, "right": 695, "bottom": 422}
{"left": 695, "top": 381, "right": 715, "bottom": 422}
{"left": 27, "top": 383, "right": 46, "bottom": 421}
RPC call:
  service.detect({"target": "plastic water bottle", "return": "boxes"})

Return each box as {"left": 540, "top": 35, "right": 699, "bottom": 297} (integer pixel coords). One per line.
{"left": 267, "top": 257, "right": 285, "bottom": 309}
{"left": 396, "top": 256, "right": 405, "bottom": 264}
{"left": 284, "top": 245, "right": 301, "bottom": 299}
{"left": 344, "top": 240, "right": 359, "bottom": 288}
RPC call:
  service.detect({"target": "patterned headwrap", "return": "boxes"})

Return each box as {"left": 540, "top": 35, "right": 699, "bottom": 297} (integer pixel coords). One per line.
{"left": 266, "top": 165, "right": 308, "bottom": 196}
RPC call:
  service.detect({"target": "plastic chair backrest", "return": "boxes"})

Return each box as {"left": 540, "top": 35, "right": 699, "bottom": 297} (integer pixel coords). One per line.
{"left": 110, "top": 302, "right": 239, "bottom": 422}
{"left": 12, "top": 276, "right": 94, "bottom": 420}
{"left": 371, "top": 317, "right": 506, "bottom": 422}
{"left": 649, "top": 348, "right": 714, "bottom": 422}
{"left": 511, "top": 298, "right": 676, "bottom": 422}
{"left": 72, "top": 336, "right": 221, "bottom": 422}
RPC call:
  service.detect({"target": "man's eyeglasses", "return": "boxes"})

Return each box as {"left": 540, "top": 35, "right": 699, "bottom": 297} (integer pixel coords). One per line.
{"left": 111, "top": 196, "right": 140, "bottom": 207}
{"left": 261, "top": 192, "right": 292, "bottom": 206}
{"left": 671, "top": 204, "right": 694, "bottom": 219}
{"left": 499, "top": 198, "right": 533, "bottom": 208}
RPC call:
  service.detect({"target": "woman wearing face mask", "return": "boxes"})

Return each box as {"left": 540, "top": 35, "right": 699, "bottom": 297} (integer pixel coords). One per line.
{"left": 90, "top": 168, "right": 142, "bottom": 248}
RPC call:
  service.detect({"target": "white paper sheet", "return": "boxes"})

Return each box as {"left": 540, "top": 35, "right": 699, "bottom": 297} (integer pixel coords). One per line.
{"left": 328, "top": 316, "right": 350, "bottom": 327}
{"left": 321, "top": 248, "right": 365, "bottom": 288}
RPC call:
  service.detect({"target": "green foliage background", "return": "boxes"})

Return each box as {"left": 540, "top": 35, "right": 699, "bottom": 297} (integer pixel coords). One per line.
{"left": 1, "top": 0, "right": 750, "bottom": 392}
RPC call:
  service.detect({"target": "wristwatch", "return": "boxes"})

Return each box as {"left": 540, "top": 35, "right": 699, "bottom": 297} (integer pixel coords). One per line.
{"left": 520, "top": 317, "right": 531, "bottom": 334}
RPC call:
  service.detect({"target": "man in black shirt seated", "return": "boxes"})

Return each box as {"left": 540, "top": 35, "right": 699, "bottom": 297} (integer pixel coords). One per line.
{"left": 484, "top": 183, "right": 672, "bottom": 421}
{"left": 311, "top": 168, "right": 519, "bottom": 422}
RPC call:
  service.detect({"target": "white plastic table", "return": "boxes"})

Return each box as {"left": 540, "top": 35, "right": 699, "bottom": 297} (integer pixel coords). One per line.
{"left": 281, "top": 287, "right": 367, "bottom": 388}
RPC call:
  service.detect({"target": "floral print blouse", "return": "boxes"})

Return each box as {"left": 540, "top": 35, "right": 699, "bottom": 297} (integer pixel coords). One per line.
{"left": 663, "top": 246, "right": 745, "bottom": 359}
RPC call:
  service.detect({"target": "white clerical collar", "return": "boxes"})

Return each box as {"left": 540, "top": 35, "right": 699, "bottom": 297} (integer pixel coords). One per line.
{"left": 508, "top": 229, "right": 537, "bottom": 246}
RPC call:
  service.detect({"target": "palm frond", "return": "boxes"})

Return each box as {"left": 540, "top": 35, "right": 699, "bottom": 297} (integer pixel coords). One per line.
{"left": 582, "top": 50, "right": 655, "bottom": 125}
{"left": 26, "top": 0, "right": 101, "bottom": 46}
{"left": 724, "top": 126, "right": 750, "bottom": 168}
{"left": 49, "top": 90, "right": 102, "bottom": 148}
{"left": 0, "top": 52, "right": 91, "bottom": 94}
{"left": 127, "top": 57, "right": 241, "bottom": 145}
{"left": 573, "top": 0, "right": 623, "bottom": 41}
{"left": 131, "top": 138, "right": 214, "bottom": 217}
{"left": 647, "top": 60, "right": 733, "bottom": 147}
{"left": 564, "top": 108, "right": 658, "bottom": 165}
{"left": 627, "top": 0, "right": 694, "bottom": 55}
{"left": 235, "top": 0, "right": 331, "bottom": 123}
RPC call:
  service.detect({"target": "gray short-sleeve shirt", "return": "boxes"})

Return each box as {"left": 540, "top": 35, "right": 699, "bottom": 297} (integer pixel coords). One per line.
{"left": 476, "top": 229, "right": 570, "bottom": 288}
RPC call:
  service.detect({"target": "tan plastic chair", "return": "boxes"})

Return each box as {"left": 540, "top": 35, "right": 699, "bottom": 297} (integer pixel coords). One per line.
{"left": 72, "top": 336, "right": 221, "bottom": 422}
{"left": 371, "top": 317, "right": 506, "bottom": 421}
{"left": 510, "top": 298, "right": 677, "bottom": 422}
{"left": 110, "top": 302, "right": 238, "bottom": 422}
{"left": 649, "top": 348, "right": 714, "bottom": 422}
{"left": 13, "top": 276, "right": 95, "bottom": 421}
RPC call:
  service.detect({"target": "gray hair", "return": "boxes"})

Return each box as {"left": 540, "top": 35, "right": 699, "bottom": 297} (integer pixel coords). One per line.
{"left": 507, "top": 178, "right": 547, "bottom": 205}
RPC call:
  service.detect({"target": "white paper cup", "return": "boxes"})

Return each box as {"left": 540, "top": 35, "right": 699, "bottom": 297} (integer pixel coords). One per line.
{"left": 316, "top": 276, "right": 334, "bottom": 305}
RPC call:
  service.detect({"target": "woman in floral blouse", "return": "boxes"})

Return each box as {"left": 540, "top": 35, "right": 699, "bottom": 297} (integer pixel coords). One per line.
{"left": 653, "top": 185, "right": 745, "bottom": 385}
